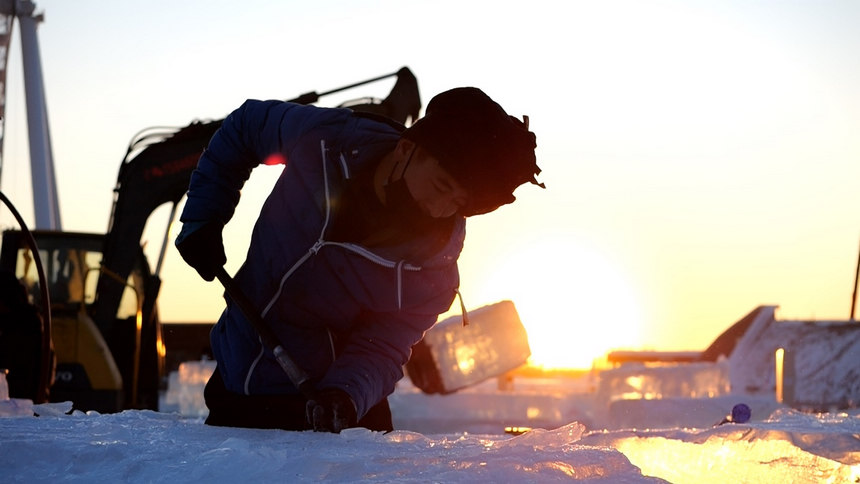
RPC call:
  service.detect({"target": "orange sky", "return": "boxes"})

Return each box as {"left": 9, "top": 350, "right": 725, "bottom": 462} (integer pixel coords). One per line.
{"left": 1, "top": 1, "right": 859, "bottom": 369}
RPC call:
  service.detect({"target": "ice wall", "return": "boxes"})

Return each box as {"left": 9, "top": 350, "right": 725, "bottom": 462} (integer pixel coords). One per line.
{"left": 728, "top": 307, "right": 860, "bottom": 408}
{"left": 595, "top": 360, "right": 731, "bottom": 402}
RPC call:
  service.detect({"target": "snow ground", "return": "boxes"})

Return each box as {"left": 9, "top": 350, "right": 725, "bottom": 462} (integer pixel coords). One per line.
{"left": 1, "top": 361, "right": 858, "bottom": 483}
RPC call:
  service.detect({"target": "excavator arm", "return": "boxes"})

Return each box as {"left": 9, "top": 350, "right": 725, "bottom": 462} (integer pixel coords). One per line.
{"left": 92, "top": 120, "right": 222, "bottom": 333}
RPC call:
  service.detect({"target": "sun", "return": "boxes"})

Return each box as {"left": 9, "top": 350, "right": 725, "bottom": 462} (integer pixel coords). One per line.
{"left": 468, "top": 235, "right": 645, "bottom": 370}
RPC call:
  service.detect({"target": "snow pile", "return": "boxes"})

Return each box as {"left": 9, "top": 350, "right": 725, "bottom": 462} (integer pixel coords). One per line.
{"left": 1, "top": 400, "right": 857, "bottom": 483}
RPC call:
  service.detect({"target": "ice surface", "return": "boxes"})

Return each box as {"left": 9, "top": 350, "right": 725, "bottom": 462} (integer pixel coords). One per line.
{"left": 0, "top": 411, "right": 660, "bottom": 482}
{"left": 2, "top": 361, "right": 859, "bottom": 483}
{"left": 578, "top": 409, "right": 860, "bottom": 483}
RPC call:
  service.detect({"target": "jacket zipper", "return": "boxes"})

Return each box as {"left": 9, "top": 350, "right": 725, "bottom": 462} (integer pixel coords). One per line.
{"left": 244, "top": 139, "right": 421, "bottom": 390}
{"left": 261, "top": 141, "right": 421, "bottom": 317}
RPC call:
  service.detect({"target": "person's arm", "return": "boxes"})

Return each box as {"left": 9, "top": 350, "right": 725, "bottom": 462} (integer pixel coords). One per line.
{"left": 318, "top": 289, "right": 456, "bottom": 420}
{"left": 180, "top": 99, "right": 321, "bottom": 224}
{"left": 175, "top": 100, "right": 327, "bottom": 279}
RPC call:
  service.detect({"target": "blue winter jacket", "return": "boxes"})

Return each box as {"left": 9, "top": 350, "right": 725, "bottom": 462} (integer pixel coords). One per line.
{"left": 179, "top": 99, "right": 464, "bottom": 419}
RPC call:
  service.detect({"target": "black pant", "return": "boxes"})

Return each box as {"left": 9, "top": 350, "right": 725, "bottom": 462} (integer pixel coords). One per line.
{"left": 203, "top": 367, "right": 393, "bottom": 432}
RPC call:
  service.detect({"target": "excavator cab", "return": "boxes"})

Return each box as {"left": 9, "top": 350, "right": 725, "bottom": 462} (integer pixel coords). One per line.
{"left": 0, "top": 230, "right": 163, "bottom": 412}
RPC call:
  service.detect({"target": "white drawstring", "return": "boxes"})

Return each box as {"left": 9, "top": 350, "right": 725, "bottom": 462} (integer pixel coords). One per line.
{"left": 244, "top": 337, "right": 265, "bottom": 395}
{"left": 396, "top": 260, "right": 405, "bottom": 310}
{"left": 455, "top": 288, "right": 469, "bottom": 326}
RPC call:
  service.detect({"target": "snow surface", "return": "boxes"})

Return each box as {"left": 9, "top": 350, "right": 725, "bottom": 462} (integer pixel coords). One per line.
{"left": 2, "top": 361, "right": 859, "bottom": 483}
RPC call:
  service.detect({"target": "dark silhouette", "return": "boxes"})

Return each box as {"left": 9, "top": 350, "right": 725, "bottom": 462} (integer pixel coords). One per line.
{"left": 0, "top": 270, "right": 43, "bottom": 400}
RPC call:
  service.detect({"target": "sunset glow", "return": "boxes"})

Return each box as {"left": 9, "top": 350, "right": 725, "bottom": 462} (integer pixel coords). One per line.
{"left": 471, "top": 236, "right": 645, "bottom": 370}
{"left": 0, "top": 1, "right": 857, "bottom": 369}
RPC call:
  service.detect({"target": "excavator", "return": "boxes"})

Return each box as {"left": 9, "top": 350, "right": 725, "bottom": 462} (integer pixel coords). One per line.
{"left": 0, "top": 68, "right": 421, "bottom": 412}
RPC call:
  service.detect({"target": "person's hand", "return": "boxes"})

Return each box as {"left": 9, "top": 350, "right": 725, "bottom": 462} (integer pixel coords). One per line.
{"left": 306, "top": 388, "right": 357, "bottom": 433}
{"left": 174, "top": 221, "right": 226, "bottom": 281}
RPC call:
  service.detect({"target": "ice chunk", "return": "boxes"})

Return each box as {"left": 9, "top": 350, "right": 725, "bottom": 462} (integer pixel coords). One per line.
{"left": 0, "top": 398, "right": 33, "bottom": 417}
{"left": 33, "top": 401, "right": 74, "bottom": 417}
{"left": 406, "top": 300, "right": 531, "bottom": 394}
{"left": 161, "top": 359, "right": 216, "bottom": 417}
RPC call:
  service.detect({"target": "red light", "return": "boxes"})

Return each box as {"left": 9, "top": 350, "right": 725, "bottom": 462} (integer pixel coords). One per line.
{"left": 263, "top": 153, "right": 286, "bottom": 166}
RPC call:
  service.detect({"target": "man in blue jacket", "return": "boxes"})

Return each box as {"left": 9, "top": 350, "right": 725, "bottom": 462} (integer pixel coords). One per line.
{"left": 176, "top": 87, "right": 542, "bottom": 433}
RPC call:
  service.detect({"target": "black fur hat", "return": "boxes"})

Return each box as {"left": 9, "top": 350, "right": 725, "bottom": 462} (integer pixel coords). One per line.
{"left": 402, "top": 87, "right": 543, "bottom": 216}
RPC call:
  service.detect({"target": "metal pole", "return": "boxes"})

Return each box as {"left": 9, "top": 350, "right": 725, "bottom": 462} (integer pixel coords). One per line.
{"left": 153, "top": 203, "right": 179, "bottom": 277}
{"left": 851, "top": 237, "right": 859, "bottom": 321}
{"left": 17, "top": 1, "right": 61, "bottom": 229}
{"left": 287, "top": 69, "right": 401, "bottom": 105}
{"left": 0, "top": 9, "right": 14, "bottom": 184}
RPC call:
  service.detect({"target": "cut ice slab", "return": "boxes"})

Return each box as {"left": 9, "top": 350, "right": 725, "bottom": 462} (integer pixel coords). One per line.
{"left": 406, "top": 300, "right": 531, "bottom": 394}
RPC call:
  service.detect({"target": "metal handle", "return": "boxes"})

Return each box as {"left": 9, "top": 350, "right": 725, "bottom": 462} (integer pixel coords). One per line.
{"left": 215, "top": 267, "right": 317, "bottom": 400}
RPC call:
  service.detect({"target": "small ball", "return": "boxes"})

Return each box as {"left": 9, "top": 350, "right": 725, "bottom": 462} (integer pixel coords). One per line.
{"left": 731, "top": 403, "right": 751, "bottom": 423}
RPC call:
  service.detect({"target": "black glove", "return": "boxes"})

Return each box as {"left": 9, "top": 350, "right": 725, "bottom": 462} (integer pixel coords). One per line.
{"left": 305, "top": 388, "right": 357, "bottom": 433}
{"left": 175, "top": 221, "right": 226, "bottom": 281}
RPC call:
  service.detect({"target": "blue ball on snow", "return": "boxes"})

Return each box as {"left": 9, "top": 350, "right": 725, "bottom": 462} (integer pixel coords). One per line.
{"left": 731, "top": 403, "right": 751, "bottom": 423}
